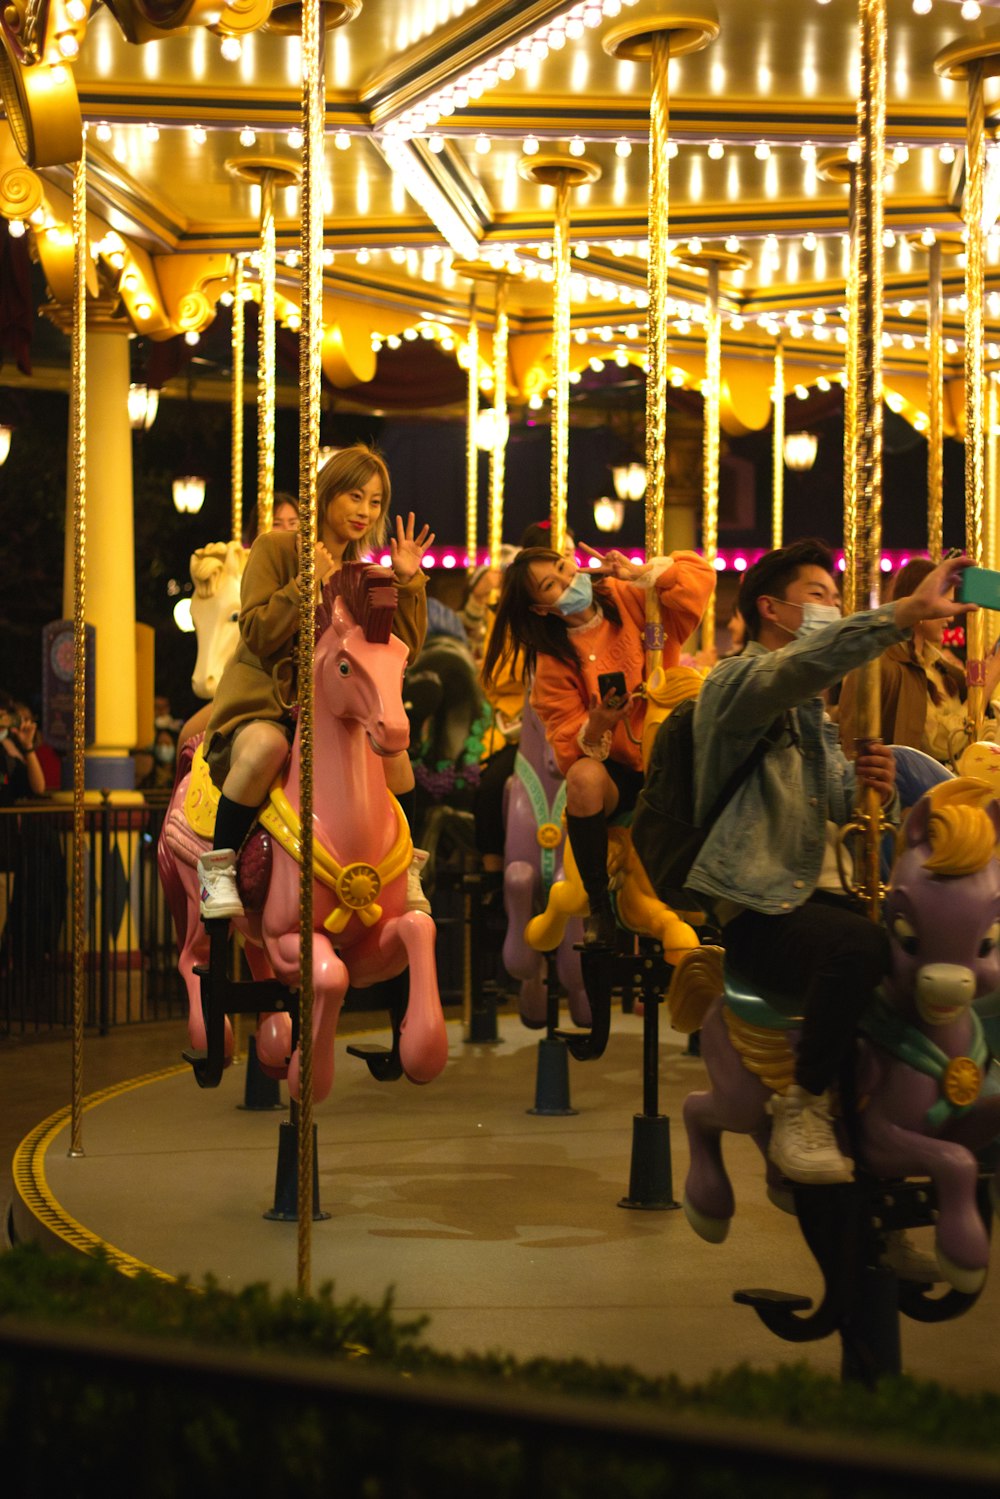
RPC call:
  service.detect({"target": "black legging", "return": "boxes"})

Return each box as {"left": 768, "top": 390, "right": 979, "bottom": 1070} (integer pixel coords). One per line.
{"left": 722, "top": 891, "right": 891, "bottom": 1095}
{"left": 473, "top": 743, "right": 518, "bottom": 858}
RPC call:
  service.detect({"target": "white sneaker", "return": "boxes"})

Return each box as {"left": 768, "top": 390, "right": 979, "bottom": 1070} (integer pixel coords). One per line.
{"left": 406, "top": 847, "right": 432, "bottom": 915}
{"left": 197, "top": 849, "right": 245, "bottom": 921}
{"left": 766, "top": 1084, "right": 854, "bottom": 1185}
{"left": 879, "top": 1229, "right": 940, "bottom": 1283}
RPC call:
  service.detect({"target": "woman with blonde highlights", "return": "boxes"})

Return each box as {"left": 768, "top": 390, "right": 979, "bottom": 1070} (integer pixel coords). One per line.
{"left": 198, "top": 444, "right": 434, "bottom": 921}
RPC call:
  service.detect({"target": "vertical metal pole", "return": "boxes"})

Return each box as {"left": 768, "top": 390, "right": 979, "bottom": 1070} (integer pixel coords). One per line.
{"left": 772, "top": 338, "right": 785, "bottom": 550}
{"left": 258, "top": 171, "right": 276, "bottom": 535}
{"left": 550, "top": 182, "right": 571, "bottom": 555}
{"left": 466, "top": 289, "right": 479, "bottom": 567}
{"left": 296, "top": 0, "right": 325, "bottom": 1297}
{"left": 843, "top": 165, "right": 860, "bottom": 617}
{"left": 490, "top": 274, "right": 509, "bottom": 564}
{"left": 69, "top": 132, "right": 87, "bottom": 1158}
{"left": 988, "top": 373, "right": 1000, "bottom": 653}
{"left": 965, "top": 60, "right": 987, "bottom": 742}
{"left": 853, "top": 0, "right": 887, "bottom": 922}
{"left": 701, "top": 261, "right": 721, "bottom": 652}
{"left": 927, "top": 240, "right": 944, "bottom": 563}
{"left": 645, "top": 32, "right": 670, "bottom": 675}
{"left": 231, "top": 254, "right": 246, "bottom": 545}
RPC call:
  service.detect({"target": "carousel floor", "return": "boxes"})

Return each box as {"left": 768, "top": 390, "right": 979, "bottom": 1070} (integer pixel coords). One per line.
{"left": 5, "top": 1010, "right": 1000, "bottom": 1390}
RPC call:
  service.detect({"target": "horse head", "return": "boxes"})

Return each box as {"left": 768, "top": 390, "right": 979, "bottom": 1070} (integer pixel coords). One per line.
{"left": 190, "top": 541, "right": 249, "bottom": 699}
{"left": 315, "top": 563, "right": 410, "bottom": 757}
{"left": 885, "top": 777, "right": 1000, "bottom": 1026}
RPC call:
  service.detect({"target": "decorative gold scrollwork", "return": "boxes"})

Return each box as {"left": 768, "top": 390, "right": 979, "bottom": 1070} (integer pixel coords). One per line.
{"left": 0, "top": 33, "right": 81, "bottom": 166}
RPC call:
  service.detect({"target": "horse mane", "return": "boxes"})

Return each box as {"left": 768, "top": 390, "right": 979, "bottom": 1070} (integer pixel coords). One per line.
{"left": 190, "top": 541, "right": 247, "bottom": 599}
{"left": 319, "top": 562, "right": 398, "bottom": 643}
{"left": 917, "top": 778, "right": 998, "bottom": 877}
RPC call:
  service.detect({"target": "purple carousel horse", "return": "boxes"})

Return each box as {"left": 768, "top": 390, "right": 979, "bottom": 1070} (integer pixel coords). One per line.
{"left": 668, "top": 777, "right": 1000, "bottom": 1292}
{"left": 502, "top": 701, "right": 589, "bottom": 1028}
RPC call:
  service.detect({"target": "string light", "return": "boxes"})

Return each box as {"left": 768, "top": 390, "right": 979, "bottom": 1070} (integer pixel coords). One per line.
{"left": 615, "top": 138, "right": 632, "bottom": 158}
{"left": 220, "top": 34, "right": 242, "bottom": 60}
{"left": 239, "top": 127, "right": 256, "bottom": 148}
{"left": 707, "top": 140, "right": 724, "bottom": 160}
{"left": 523, "top": 135, "right": 539, "bottom": 156}
{"left": 961, "top": 1, "right": 981, "bottom": 19}
{"left": 95, "top": 122, "right": 112, "bottom": 143}
{"left": 569, "top": 137, "right": 586, "bottom": 157}
{"left": 287, "top": 128, "right": 304, "bottom": 150}
{"left": 754, "top": 141, "right": 771, "bottom": 160}
{"left": 334, "top": 130, "right": 351, "bottom": 151}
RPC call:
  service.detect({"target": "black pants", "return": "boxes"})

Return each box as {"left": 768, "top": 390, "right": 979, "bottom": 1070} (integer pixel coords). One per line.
{"left": 722, "top": 891, "right": 891, "bottom": 1095}
{"left": 473, "top": 743, "right": 518, "bottom": 858}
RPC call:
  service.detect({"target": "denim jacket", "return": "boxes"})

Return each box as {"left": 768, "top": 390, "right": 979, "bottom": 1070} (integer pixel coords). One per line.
{"left": 687, "top": 604, "right": 907, "bottom": 914}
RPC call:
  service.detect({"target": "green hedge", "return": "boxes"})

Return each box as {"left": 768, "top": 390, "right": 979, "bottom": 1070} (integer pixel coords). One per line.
{"left": 1, "top": 1243, "right": 1000, "bottom": 1497}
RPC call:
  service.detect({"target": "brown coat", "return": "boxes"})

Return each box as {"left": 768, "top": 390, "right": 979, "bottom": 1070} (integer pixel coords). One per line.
{"left": 838, "top": 638, "right": 964, "bottom": 758}
{"left": 204, "top": 529, "right": 427, "bottom": 776}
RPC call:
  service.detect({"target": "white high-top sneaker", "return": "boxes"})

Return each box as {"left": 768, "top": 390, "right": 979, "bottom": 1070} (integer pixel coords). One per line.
{"left": 197, "top": 849, "right": 245, "bottom": 921}
{"left": 406, "top": 848, "right": 432, "bottom": 915}
{"left": 766, "top": 1084, "right": 854, "bottom": 1185}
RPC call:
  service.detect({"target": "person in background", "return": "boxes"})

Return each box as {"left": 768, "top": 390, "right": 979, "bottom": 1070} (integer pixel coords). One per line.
{"left": 272, "top": 493, "right": 300, "bottom": 533}
{"left": 838, "top": 556, "right": 1000, "bottom": 764}
{"left": 1, "top": 695, "right": 46, "bottom": 801}
{"left": 139, "top": 726, "right": 179, "bottom": 792}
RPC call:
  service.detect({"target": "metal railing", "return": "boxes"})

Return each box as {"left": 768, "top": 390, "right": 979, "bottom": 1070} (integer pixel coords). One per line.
{"left": 0, "top": 794, "right": 185, "bottom": 1037}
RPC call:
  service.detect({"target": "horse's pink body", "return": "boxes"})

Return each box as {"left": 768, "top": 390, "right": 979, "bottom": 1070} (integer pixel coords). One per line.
{"left": 158, "top": 577, "right": 449, "bottom": 1104}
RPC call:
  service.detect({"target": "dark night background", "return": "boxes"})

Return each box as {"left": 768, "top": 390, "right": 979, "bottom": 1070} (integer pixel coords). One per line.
{"left": 0, "top": 365, "right": 968, "bottom": 728}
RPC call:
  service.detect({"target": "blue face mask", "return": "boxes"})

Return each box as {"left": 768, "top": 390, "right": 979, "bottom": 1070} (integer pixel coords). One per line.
{"left": 552, "top": 570, "right": 593, "bottom": 617}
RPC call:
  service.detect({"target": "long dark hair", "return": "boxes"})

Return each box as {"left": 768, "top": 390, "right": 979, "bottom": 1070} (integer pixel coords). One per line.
{"left": 482, "top": 548, "right": 622, "bottom": 691}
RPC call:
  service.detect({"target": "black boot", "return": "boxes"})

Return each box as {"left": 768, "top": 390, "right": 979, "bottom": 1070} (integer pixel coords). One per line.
{"left": 566, "top": 811, "right": 616, "bottom": 947}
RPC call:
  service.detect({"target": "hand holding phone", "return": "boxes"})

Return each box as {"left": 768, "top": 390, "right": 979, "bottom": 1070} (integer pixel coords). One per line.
{"left": 958, "top": 565, "right": 1000, "bottom": 612}
{"left": 597, "top": 670, "right": 628, "bottom": 707}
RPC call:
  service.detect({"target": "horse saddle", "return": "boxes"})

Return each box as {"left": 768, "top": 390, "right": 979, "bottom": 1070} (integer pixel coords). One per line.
{"left": 723, "top": 964, "right": 803, "bottom": 1030}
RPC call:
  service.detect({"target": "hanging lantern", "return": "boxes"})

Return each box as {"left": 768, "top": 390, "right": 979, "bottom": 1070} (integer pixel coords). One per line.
{"left": 593, "top": 496, "right": 625, "bottom": 533}
{"left": 611, "top": 461, "right": 647, "bottom": 501}
{"left": 128, "top": 383, "right": 159, "bottom": 431}
{"left": 172, "top": 474, "right": 207, "bottom": 513}
{"left": 475, "top": 406, "right": 510, "bottom": 452}
{"left": 783, "top": 432, "right": 819, "bottom": 472}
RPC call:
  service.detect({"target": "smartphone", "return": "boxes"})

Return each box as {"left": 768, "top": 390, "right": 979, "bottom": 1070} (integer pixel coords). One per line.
{"left": 597, "top": 670, "right": 628, "bottom": 704}
{"left": 958, "top": 565, "right": 1000, "bottom": 610}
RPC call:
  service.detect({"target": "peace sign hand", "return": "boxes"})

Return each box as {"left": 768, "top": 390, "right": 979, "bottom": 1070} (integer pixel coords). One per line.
{"left": 389, "top": 512, "right": 435, "bottom": 584}
{"left": 579, "top": 543, "right": 645, "bottom": 581}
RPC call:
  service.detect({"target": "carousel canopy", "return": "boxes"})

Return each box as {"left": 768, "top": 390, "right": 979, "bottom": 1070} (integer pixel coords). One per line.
{"left": 0, "top": 0, "right": 995, "bottom": 432}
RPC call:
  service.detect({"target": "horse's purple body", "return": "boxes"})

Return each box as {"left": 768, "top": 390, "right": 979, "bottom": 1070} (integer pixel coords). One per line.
{"left": 679, "top": 782, "right": 1000, "bottom": 1291}
{"left": 501, "top": 702, "right": 589, "bottom": 1028}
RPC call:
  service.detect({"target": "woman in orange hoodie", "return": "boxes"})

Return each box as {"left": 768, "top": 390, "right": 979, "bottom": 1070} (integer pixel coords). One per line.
{"left": 483, "top": 544, "right": 715, "bottom": 943}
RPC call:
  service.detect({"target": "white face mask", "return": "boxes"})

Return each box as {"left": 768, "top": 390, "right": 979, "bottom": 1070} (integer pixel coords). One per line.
{"left": 766, "top": 597, "right": 841, "bottom": 640}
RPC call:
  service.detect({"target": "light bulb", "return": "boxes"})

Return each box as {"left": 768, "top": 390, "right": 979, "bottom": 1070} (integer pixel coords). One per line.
{"left": 754, "top": 141, "right": 771, "bottom": 160}
{"left": 428, "top": 134, "right": 445, "bottom": 153}
{"left": 192, "top": 125, "right": 207, "bottom": 145}
{"left": 708, "top": 140, "right": 724, "bottom": 160}
{"left": 334, "top": 130, "right": 350, "bottom": 151}
{"left": 475, "top": 134, "right": 491, "bottom": 154}
{"left": 523, "top": 135, "right": 539, "bottom": 156}
{"left": 569, "top": 137, "right": 585, "bottom": 157}
{"left": 239, "top": 127, "right": 256, "bottom": 147}
{"left": 95, "top": 122, "right": 112, "bottom": 143}
{"left": 615, "top": 138, "right": 632, "bottom": 158}
{"left": 287, "top": 128, "right": 304, "bottom": 149}
{"left": 220, "top": 34, "right": 242, "bottom": 60}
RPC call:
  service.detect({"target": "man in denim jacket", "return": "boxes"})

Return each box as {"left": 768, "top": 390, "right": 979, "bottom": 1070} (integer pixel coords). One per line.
{"left": 688, "top": 540, "right": 974, "bottom": 1188}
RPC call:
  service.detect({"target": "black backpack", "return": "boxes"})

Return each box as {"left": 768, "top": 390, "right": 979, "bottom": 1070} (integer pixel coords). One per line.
{"left": 631, "top": 697, "right": 779, "bottom": 909}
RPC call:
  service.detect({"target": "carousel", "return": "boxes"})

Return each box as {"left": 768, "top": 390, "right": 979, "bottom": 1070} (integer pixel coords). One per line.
{"left": 7, "top": 0, "right": 1000, "bottom": 1395}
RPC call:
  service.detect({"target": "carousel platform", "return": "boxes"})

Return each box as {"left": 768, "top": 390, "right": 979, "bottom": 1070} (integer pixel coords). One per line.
{"left": 5, "top": 1010, "right": 1000, "bottom": 1390}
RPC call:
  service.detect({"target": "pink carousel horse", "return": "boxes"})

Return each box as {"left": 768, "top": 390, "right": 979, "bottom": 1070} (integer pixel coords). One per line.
{"left": 158, "top": 563, "right": 449, "bottom": 1104}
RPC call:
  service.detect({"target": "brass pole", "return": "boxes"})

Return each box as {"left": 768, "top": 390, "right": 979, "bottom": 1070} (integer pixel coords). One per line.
{"left": 489, "top": 273, "right": 508, "bottom": 564}
{"left": 69, "top": 132, "right": 87, "bottom": 1160}
{"left": 701, "top": 260, "right": 721, "bottom": 652}
{"left": 231, "top": 254, "right": 246, "bottom": 545}
{"left": 295, "top": 0, "right": 325, "bottom": 1298}
{"left": 257, "top": 170, "right": 276, "bottom": 535}
{"left": 843, "top": 164, "right": 860, "bottom": 616}
{"left": 466, "top": 289, "right": 479, "bottom": 567}
{"left": 853, "top": 0, "right": 887, "bottom": 923}
{"left": 645, "top": 32, "right": 670, "bottom": 673}
{"left": 989, "top": 372, "right": 1000, "bottom": 655}
{"left": 927, "top": 240, "right": 944, "bottom": 563}
{"left": 965, "top": 60, "right": 987, "bottom": 742}
{"left": 550, "top": 178, "right": 571, "bottom": 554}
{"left": 772, "top": 338, "right": 785, "bottom": 550}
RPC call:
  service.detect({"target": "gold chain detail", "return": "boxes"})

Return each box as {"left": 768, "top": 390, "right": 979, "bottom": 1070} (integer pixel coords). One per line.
{"left": 70, "top": 132, "right": 87, "bottom": 1158}
{"left": 550, "top": 179, "right": 570, "bottom": 555}
{"left": 966, "top": 59, "right": 986, "bottom": 742}
{"left": 231, "top": 253, "right": 245, "bottom": 545}
{"left": 701, "top": 261, "right": 720, "bottom": 652}
{"left": 466, "top": 288, "right": 478, "bottom": 566}
{"left": 257, "top": 170, "right": 276, "bottom": 536}
{"left": 772, "top": 338, "right": 784, "bottom": 550}
{"left": 645, "top": 33, "right": 670, "bottom": 675}
{"left": 927, "top": 240, "right": 943, "bottom": 564}
{"left": 489, "top": 273, "right": 508, "bottom": 564}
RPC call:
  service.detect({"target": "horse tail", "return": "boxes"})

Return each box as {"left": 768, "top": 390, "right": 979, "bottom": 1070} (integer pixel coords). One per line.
{"left": 665, "top": 945, "right": 724, "bottom": 1033}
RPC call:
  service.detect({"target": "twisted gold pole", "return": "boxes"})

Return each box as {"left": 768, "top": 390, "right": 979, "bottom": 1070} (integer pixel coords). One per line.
{"left": 701, "top": 260, "right": 721, "bottom": 653}
{"left": 489, "top": 273, "right": 508, "bottom": 564}
{"left": 645, "top": 32, "right": 670, "bottom": 673}
{"left": 927, "top": 240, "right": 943, "bottom": 564}
{"left": 257, "top": 170, "right": 276, "bottom": 535}
{"left": 550, "top": 179, "right": 571, "bottom": 554}
{"left": 965, "top": 60, "right": 986, "bottom": 742}
{"left": 843, "top": 164, "right": 860, "bottom": 617}
{"left": 295, "top": 0, "right": 325, "bottom": 1298}
{"left": 988, "top": 372, "right": 1000, "bottom": 655}
{"left": 772, "top": 338, "right": 785, "bottom": 550}
{"left": 466, "top": 289, "right": 478, "bottom": 567}
{"left": 852, "top": 0, "right": 887, "bottom": 922}
{"left": 69, "top": 131, "right": 87, "bottom": 1160}
{"left": 231, "top": 254, "right": 246, "bottom": 545}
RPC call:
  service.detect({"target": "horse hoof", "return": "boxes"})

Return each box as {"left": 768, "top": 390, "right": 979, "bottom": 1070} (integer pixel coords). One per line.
{"left": 935, "top": 1247, "right": 987, "bottom": 1294}
{"left": 766, "top": 1183, "right": 796, "bottom": 1217}
{"left": 683, "top": 1193, "right": 730, "bottom": 1244}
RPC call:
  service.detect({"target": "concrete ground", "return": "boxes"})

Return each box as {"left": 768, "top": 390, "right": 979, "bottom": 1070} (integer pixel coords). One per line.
{"left": 4, "top": 1010, "right": 1000, "bottom": 1391}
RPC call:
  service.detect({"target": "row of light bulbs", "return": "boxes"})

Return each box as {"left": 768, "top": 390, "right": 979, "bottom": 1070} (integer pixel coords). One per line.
{"left": 816, "top": 0, "right": 988, "bottom": 14}
{"left": 92, "top": 120, "right": 356, "bottom": 152}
